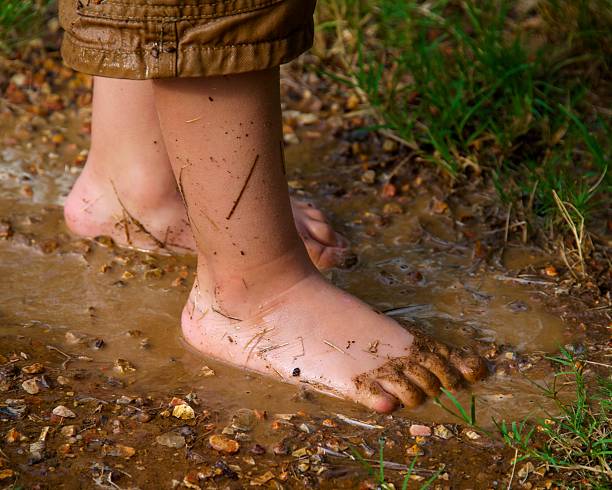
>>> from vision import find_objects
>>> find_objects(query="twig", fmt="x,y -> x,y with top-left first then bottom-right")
46,345 -> 74,370
184,116 -> 202,123
335,413 -> 384,430
226,154 -> 259,220
211,306 -> 242,322
507,448 -> 518,490
110,180 -> 166,250
257,343 -> 290,356
323,339 -> 347,355
583,360 -> 612,369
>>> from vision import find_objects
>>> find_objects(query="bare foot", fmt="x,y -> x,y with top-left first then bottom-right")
182,270 -> 487,413
63,164 -> 349,268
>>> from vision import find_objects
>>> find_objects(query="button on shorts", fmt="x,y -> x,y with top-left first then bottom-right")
59,0 -> 317,79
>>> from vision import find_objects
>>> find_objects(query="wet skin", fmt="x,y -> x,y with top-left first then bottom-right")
64,73 -> 487,413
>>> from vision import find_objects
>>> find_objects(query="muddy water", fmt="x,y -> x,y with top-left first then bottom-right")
1,122 -> 572,431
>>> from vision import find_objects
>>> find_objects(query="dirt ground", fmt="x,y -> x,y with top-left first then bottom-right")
0,19 -> 610,490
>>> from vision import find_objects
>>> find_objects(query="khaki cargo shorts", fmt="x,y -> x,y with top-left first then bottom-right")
59,0 -> 317,79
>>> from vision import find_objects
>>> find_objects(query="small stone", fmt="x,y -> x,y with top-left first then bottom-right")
322,418 -> 337,428
544,265 -> 558,277
0,469 -> 15,480
56,376 -> 70,386
113,359 -> 136,374
134,411 -> 153,423
431,197 -> 449,214
382,139 -> 398,152
382,202 -> 403,215
209,434 -> 240,454
345,94 -> 360,110
231,409 -> 256,432
29,441 -> 45,463
52,405 -> 76,418
405,444 -> 424,457
60,425 -> 77,437
208,434 -> 240,454
361,170 -> 376,184
250,471 -> 275,486
250,444 -> 266,455
434,425 -> 453,439
198,366 -> 215,377
65,331 -> 88,345
409,424 -> 432,437
464,430 -> 481,440
21,363 -> 44,374
6,428 -> 22,443
156,432 -> 186,448
298,423 -> 315,434
22,378 -> 40,394
103,443 -> 136,459
172,403 -> 195,420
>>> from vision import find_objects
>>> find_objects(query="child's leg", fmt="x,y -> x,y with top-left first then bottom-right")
153,69 -> 486,412
63,77 -> 193,251
64,77 -> 347,266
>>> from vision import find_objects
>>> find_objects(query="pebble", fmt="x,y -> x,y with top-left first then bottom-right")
22,378 -> 40,394
361,169 -> 376,184
465,430 -> 481,440
6,428 -> 22,443
382,202 -> 403,215
209,434 -> 240,454
409,424 -> 432,437
56,375 -> 70,386
434,425 -> 453,439
172,403 -> 195,420
21,363 -> 44,374
60,425 -> 76,437
156,432 -> 186,449
231,408 -> 256,431
52,405 -> 76,418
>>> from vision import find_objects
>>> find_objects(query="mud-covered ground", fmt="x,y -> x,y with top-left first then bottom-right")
0,19 -> 610,490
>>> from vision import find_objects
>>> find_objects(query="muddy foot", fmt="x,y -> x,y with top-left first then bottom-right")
63,167 -> 349,268
182,272 -> 487,413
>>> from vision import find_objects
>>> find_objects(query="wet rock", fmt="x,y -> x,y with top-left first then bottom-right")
65,331 -> 89,345
134,411 -> 153,423
172,403 -> 195,420
21,378 -> 40,394
361,170 -> 376,184
21,363 -> 44,374
406,444 -> 424,457
103,443 -> 136,459
60,425 -> 77,437
113,359 -> 136,374
250,471 -> 275,486
231,408 -> 256,432
434,425 -> 453,439
52,405 -> 76,418
382,202 -> 403,215
250,444 -> 266,455
29,441 -> 46,463
464,430 -> 481,440
209,434 -> 240,454
6,427 -> 23,443
156,432 -> 186,449
0,469 -> 15,480
299,423 -> 315,434
409,424 -> 432,437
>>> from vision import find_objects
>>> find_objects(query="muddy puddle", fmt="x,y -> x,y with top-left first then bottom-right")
0,121 -> 577,434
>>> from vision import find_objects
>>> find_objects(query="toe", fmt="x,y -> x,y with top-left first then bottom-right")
377,376 -> 425,408
354,378 -> 401,413
304,219 -> 339,247
416,352 -> 463,390
449,351 -> 488,383
402,363 -> 441,397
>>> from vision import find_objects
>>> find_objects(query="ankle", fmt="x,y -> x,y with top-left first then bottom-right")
195,245 -> 317,319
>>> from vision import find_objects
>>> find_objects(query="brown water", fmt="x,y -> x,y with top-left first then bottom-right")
0,116 -> 573,431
